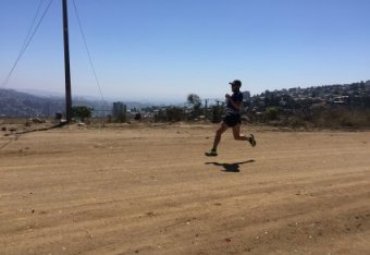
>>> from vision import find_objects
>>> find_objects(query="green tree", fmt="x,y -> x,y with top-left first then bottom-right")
187,93 -> 202,119
72,106 -> 92,122
187,94 -> 201,107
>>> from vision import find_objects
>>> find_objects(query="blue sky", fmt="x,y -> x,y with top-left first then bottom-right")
1,0 -> 369,103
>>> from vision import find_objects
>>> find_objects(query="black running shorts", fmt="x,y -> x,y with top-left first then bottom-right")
223,114 -> 241,127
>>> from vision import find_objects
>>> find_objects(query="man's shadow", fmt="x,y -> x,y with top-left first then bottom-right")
205,160 -> 255,173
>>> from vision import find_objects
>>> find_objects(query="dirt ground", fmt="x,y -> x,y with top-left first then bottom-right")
1,123 -> 369,255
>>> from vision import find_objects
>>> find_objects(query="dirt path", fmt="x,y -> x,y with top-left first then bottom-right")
1,124 -> 369,254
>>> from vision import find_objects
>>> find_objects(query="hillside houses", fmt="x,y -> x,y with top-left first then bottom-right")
249,80 -> 370,110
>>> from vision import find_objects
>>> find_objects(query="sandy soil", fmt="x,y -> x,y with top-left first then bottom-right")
1,123 -> 369,255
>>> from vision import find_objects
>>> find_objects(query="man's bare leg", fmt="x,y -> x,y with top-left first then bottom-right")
205,122 -> 229,156
232,124 -> 256,146
212,122 -> 229,150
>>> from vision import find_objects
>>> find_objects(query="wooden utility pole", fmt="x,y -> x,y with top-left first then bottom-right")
62,0 -> 72,122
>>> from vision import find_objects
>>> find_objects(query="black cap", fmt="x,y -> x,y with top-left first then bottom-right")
229,79 -> 242,87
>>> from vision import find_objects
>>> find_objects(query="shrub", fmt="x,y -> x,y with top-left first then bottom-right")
265,107 -> 279,121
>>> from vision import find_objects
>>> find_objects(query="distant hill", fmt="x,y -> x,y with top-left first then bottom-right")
0,88 -> 150,117
255,80 -> 370,99
2,80 -> 369,118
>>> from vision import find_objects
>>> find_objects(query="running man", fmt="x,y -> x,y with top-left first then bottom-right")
205,79 -> 256,156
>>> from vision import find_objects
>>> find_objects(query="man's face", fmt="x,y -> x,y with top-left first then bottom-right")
231,84 -> 240,92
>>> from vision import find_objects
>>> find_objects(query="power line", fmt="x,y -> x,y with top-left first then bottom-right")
1,0 -> 54,89
72,0 -> 106,105
21,0 -> 46,55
